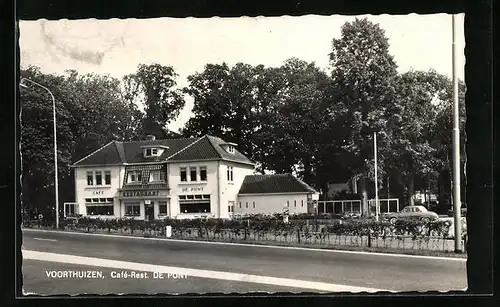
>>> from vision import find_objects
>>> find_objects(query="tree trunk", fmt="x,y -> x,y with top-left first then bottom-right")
359,176 -> 368,216
408,176 -> 415,206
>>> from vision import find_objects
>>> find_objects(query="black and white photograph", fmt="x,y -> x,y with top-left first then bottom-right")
18,13 -> 469,295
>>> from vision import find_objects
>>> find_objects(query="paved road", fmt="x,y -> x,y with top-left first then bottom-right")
21,229 -> 467,295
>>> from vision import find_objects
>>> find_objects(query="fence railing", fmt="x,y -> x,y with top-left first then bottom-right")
318,198 -> 400,214
317,200 -> 362,214
368,198 -> 400,213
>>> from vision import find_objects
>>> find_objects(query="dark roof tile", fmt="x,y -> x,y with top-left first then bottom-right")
72,135 -> 255,166
238,174 -> 317,194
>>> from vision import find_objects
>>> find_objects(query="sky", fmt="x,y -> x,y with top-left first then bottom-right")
19,14 -> 465,132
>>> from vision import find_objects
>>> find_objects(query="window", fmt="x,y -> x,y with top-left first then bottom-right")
150,171 -> 164,182
104,171 -> 111,185
95,171 -> 102,185
287,200 -> 289,207
301,200 -> 304,207
195,195 -> 203,200
125,203 -> 140,216
85,198 -> 114,215
145,148 -> 158,157
179,195 -> 187,200
86,172 -> 93,186
227,146 -> 235,153
128,171 -> 142,183
180,167 -> 187,182
253,201 -> 255,208
64,203 -> 77,217
190,167 -> 197,182
179,195 -> 210,213
239,202 -> 242,208
228,201 -> 235,213
246,202 -> 248,208
86,205 -> 114,216
227,166 -> 233,182
200,166 -> 207,181
159,201 -> 168,215
294,200 -> 297,208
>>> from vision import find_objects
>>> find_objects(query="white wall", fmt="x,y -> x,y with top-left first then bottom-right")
236,193 -> 309,215
168,160 -> 220,217
74,165 -> 123,217
219,161 -> 255,218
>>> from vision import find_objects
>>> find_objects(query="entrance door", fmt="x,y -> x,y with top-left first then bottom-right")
145,202 -> 155,221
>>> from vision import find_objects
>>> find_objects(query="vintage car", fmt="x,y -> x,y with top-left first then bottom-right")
383,205 -> 439,224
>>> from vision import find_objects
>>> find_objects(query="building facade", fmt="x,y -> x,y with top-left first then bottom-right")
69,135 -> 317,220
236,174 -> 319,215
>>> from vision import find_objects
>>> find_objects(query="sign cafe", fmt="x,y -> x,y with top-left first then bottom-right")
122,190 -> 159,197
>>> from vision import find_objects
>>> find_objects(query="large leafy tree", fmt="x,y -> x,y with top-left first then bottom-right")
260,58 -> 333,186
20,66 -> 76,218
182,63 -> 232,137
182,63 -> 258,160
20,66 -> 143,219
329,18 -> 399,215
385,70 -> 451,206
123,63 -> 185,139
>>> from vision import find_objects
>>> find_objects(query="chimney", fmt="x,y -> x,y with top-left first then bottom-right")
146,135 -> 156,141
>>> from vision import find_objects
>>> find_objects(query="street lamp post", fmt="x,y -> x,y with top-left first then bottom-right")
20,78 -> 60,230
451,15 -> 462,252
374,132 -> 379,222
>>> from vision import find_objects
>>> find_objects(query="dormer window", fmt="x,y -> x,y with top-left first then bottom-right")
222,142 -> 238,154
144,147 -> 159,157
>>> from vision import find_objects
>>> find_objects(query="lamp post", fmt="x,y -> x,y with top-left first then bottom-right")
374,132 -> 379,222
20,78 -> 60,230
451,15 -> 462,252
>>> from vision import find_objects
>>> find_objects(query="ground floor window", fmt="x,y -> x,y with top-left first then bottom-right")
159,201 -> 168,215
124,203 -> 141,216
85,204 -> 114,215
228,201 -> 235,213
179,195 -> 211,213
64,203 -> 78,217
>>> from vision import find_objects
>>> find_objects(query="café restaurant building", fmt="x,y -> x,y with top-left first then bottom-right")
69,135 -> 319,220
70,135 -> 255,220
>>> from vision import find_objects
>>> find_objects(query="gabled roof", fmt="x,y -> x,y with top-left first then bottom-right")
238,174 -> 318,195
71,135 -> 254,167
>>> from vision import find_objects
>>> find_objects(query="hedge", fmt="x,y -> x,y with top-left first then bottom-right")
49,215 -> 465,240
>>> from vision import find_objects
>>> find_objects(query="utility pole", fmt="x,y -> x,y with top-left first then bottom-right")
20,78 -> 60,230
451,14 -> 462,252
374,132 -> 379,222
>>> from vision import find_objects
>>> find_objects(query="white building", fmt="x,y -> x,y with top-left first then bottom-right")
68,135 -> 318,220
236,174 -> 319,215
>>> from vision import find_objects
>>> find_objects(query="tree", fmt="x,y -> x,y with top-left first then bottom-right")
329,18 -> 399,215
20,66 -> 75,219
182,63 -> 232,138
20,66 -> 144,219
385,70 -> 451,206
123,63 -> 185,139
182,63 -> 259,161
261,58 -> 333,186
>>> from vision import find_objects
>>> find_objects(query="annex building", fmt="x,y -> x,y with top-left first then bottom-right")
68,135 -> 319,220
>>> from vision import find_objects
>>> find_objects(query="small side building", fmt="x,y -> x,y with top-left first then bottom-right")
236,174 -> 319,215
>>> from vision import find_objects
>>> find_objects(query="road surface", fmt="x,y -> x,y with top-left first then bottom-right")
21,229 -> 467,295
